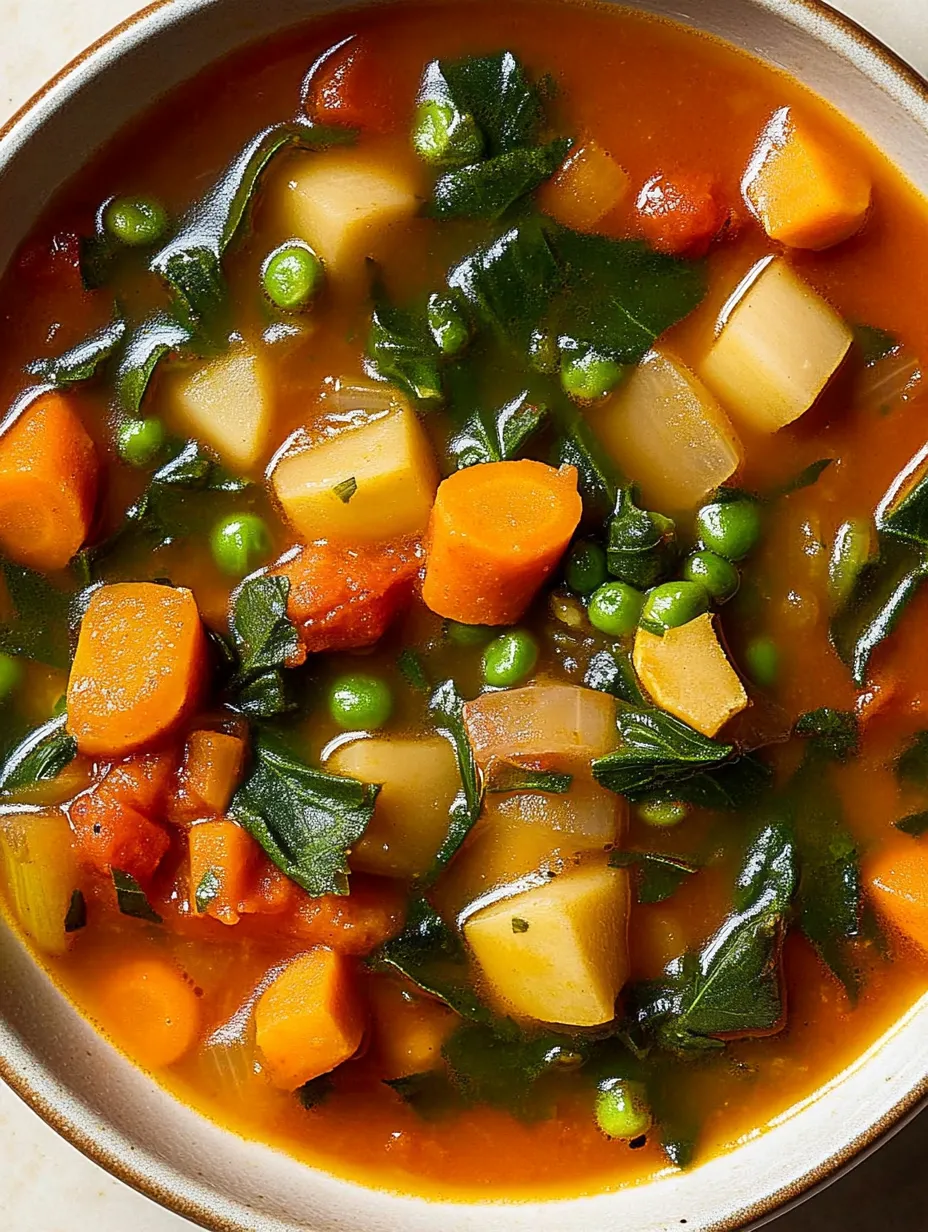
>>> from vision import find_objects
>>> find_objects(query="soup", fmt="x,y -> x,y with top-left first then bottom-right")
1,0 -> 928,1201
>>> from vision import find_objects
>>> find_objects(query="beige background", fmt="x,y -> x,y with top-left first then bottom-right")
0,0 -> 926,1229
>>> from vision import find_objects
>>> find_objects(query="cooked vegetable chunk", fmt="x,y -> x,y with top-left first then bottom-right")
179,730 -> 246,817
281,148 -> 418,273
588,350 -> 742,510
189,819 -> 259,925
96,957 -> 201,1069
633,611 -> 747,737
742,107 -> 871,250
172,347 -> 272,470
464,683 -> 618,767
67,583 -> 206,756
272,404 -> 438,543
539,139 -> 630,232
0,392 -> 98,571
255,947 -> 366,1090
329,736 -> 460,878
464,864 -> 629,1026
866,841 -> 928,952
636,170 -> 728,257
0,812 -> 80,955
70,789 -> 170,883
370,980 -> 456,1079
422,461 -> 582,625
700,257 -> 852,432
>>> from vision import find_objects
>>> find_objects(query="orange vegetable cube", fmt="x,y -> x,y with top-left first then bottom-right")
69,790 -> 170,883
189,819 -> 261,925
369,979 -> 456,1080
539,139 -> 630,233
255,947 -> 366,1090
866,839 -> 928,952
179,731 -> 246,818
95,957 -> 201,1069
286,875 -> 405,955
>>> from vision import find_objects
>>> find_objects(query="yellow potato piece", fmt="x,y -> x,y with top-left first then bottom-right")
328,736 -> 460,878
172,348 -> 272,470
282,148 -> 419,274
271,404 -> 439,543
700,257 -> 852,433
463,683 -> 618,769
633,612 -> 747,738
539,139 -> 630,233
464,864 -> 629,1027
588,349 -> 742,510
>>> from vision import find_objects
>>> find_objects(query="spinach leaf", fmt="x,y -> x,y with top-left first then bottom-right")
484,762 -> 572,794
0,714 -> 77,793
441,1021 -> 583,1118
438,51 -> 546,156
385,1070 -> 457,1120
296,1074 -> 335,1111
769,458 -> 834,499
228,575 -> 300,718
449,390 -> 547,468
195,867 -> 221,914
365,277 -> 444,404
794,708 -> 859,762
592,706 -> 733,800
231,730 -> 379,897
26,317 -> 127,386
0,561 -> 72,668
115,311 -> 195,414
426,680 -> 484,875
64,889 -> 87,933
896,731 -> 928,785
431,140 -> 570,221
397,648 -> 430,693
610,850 -> 699,905
112,868 -> 162,923
549,398 -> 620,518
854,323 -> 900,367
583,648 -> 647,707
648,1062 -> 702,1169
894,811 -> 928,837
606,488 -> 677,590
331,477 -> 357,504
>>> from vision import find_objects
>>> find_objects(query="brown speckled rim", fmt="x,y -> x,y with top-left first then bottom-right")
0,1 -> 927,1229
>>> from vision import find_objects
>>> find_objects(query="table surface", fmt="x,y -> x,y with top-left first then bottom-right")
1,0 -> 928,1228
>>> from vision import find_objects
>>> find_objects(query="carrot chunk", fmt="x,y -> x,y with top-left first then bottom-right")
188,819 -> 260,925
421,460 -> 582,625
0,392 -> 98,570
177,730 -> 246,819
67,583 -> 206,757
742,106 -> 871,250
866,840 -> 928,952
70,790 -> 170,883
636,171 -> 728,257
95,957 -> 201,1069
255,947 -> 366,1090
539,139 -> 630,233
286,876 -> 405,955
302,37 -> 395,133
272,539 -> 420,658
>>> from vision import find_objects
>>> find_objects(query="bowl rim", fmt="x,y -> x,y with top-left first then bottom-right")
0,1 -> 927,1229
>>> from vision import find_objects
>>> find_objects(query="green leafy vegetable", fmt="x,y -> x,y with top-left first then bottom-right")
894,811 -> 928,837
549,397 -> 619,518
449,390 -> 547,469
484,762 -> 572,794
397,648 -> 430,693
426,680 -> 484,875
331,477 -> 357,504
770,458 -> 834,499
296,1073 -> 335,1110
195,867 -> 221,914
583,649 -> 647,707
112,868 -> 163,924
231,730 -> 379,897
854,323 -> 900,367
431,140 -> 570,220
228,575 -> 301,718
441,1021 -> 583,1118
115,311 -> 194,414
794,708 -> 860,762
672,754 -> 772,812
606,488 -> 677,590
437,51 -> 546,156
896,731 -> 928,785
64,889 -> 87,933
592,706 -> 733,800
610,850 -> 699,905
26,317 -> 127,386
0,561 -> 72,668
0,713 -> 77,793
366,278 -> 444,404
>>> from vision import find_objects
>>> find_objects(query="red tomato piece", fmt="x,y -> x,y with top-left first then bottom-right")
99,749 -> 179,815
70,790 -> 171,884
636,171 -> 729,257
301,36 -> 395,133
285,876 -> 406,955
17,231 -> 85,294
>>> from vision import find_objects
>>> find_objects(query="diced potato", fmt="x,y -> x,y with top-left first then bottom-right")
464,864 -> 629,1026
742,106 -> 871,250
588,349 -> 743,510
539,139 -> 631,233
700,257 -> 852,433
0,811 -> 79,956
328,736 -> 460,878
171,347 -> 272,470
633,612 -> 747,738
866,840 -> 928,952
369,980 -> 457,1080
281,148 -> 419,274
272,404 -> 439,543
463,683 -> 618,769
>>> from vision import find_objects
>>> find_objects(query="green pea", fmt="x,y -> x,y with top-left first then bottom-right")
329,673 -> 393,730
565,540 -> 608,596
560,350 -> 625,403
482,630 -> 539,688
828,518 -> 876,610
595,1079 -> 652,1141
745,635 -> 779,688
638,797 -> 688,827
103,195 -> 168,247
412,99 -> 484,167
588,581 -> 644,638
262,241 -> 323,311
682,550 -> 740,604
116,416 -> 166,468
696,498 -> 761,561
446,621 -> 494,647
0,653 -> 23,702
427,293 -> 469,356
210,514 -> 272,578
639,581 -> 708,635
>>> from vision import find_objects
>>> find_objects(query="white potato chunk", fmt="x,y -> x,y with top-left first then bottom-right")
634,612 -> 747,738
588,350 -> 743,510
271,403 -> 439,543
700,257 -> 852,433
172,347 -> 272,470
0,811 -> 79,956
463,683 -> 618,770
328,736 -> 459,878
464,864 -> 629,1026
282,148 -> 419,274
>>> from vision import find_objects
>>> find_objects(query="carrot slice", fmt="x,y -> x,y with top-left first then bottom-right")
255,947 -> 366,1090
67,583 -> 206,757
421,460 -> 582,625
95,957 -> 201,1069
0,392 -> 98,570
866,839 -> 928,952
189,819 -> 260,925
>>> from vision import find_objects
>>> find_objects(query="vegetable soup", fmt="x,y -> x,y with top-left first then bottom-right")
2,0 -> 928,1200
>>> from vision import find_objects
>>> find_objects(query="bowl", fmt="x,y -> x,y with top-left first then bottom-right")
1,1 -> 927,1228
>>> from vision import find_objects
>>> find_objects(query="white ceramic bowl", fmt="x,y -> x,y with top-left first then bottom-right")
1,2 -> 927,1228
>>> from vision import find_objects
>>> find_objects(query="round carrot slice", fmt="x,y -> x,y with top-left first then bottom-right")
95,957 -> 201,1070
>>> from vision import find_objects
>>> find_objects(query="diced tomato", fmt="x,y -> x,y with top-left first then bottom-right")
273,539 -> 421,658
301,36 -> 395,133
70,790 -> 171,883
240,860 -> 300,917
16,231 -> 85,295
285,876 -> 406,955
636,171 -> 730,257
99,749 -> 179,815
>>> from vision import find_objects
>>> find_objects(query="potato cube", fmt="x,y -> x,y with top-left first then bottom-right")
588,349 -> 742,510
633,612 -> 747,738
272,405 -> 439,543
539,139 -> 630,233
328,736 -> 460,878
742,107 -> 871,250
282,148 -> 419,274
171,347 -> 272,470
463,683 -> 618,769
464,864 -> 629,1026
700,257 -> 852,433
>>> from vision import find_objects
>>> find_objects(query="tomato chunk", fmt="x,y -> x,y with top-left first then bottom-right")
302,36 -> 395,133
70,791 -> 170,884
286,876 -> 406,955
636,171 -> 729,257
